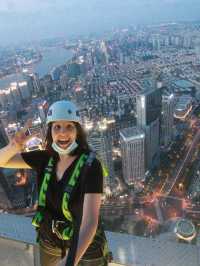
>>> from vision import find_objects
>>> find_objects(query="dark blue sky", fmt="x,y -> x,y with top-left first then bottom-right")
0,0 -> 200,45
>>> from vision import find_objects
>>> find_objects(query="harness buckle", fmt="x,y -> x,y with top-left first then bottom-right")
52,220 -> 65,231
52,220 -> 69,240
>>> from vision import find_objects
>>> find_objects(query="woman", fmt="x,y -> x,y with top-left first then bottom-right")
0,100 -> 110,266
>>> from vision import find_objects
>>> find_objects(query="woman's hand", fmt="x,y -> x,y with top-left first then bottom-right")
10,119 -> 34,151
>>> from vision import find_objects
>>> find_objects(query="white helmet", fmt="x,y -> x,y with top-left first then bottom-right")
46,100 -> 81,125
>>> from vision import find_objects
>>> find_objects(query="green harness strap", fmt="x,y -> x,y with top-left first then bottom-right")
32,153 -> 88,241
62,154 -> 87,222
32,157 -> 54,228
61,153 -> 88,240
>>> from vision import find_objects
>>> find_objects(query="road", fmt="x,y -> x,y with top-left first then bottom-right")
160,129 -> 200,195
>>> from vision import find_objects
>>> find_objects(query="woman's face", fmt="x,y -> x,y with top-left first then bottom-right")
51,121 -> 77,149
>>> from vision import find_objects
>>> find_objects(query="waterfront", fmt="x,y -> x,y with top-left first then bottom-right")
0,47 -> 73,89
34,47 -> 73,77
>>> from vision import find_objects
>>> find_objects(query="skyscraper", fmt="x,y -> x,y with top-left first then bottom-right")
0,120 -> 9,149
100,41 -> 109,64
88,130 -> 114,188
120,127 -> 145,187
18,81 -> 31,100
136,87 -> 162,170
161,94 -> 175,148
38,100 -> 49,122
25,73 -> 40,96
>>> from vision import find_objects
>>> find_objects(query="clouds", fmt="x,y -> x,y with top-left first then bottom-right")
0,1 -> 34,12
0,0 -> 56,13
0,0 -> 81,13
0,0 -> 200,45
0,0 -> 198,12
0,0 -> 199,16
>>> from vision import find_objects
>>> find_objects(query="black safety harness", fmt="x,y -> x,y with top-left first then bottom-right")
32,152 -> 111,264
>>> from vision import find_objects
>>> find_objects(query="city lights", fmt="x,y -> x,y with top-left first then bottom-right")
0,17 -> 200,266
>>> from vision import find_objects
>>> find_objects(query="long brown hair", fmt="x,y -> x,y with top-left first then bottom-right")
44,122 -> 90,159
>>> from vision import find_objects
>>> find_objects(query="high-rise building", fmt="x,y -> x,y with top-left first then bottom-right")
161,94 -> 175,148
164,36 -> 170,47
152,34 -> 161,50
0,120 -> 9,148
183,35 -> 192,49
100,41 -> 109,64
32,73 -> 40,95
88,130 -> 114,188
0,83 -> 22,112
40,75 -> 53,95
60,73 -> 69,90
24,73 -> 40,96
18,81 -> 31,100
38,100 -> 49,122
136,87 -> 162,170
120,127 -> 145,187
10,83 -> 22,106
50,67 -> 62,81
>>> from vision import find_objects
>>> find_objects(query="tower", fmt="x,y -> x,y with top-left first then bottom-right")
136,87 -> 162,170
0,120 -> 9,148
120,127 -> 145,188
161,94 -> 175,148
88,130 -> 114,188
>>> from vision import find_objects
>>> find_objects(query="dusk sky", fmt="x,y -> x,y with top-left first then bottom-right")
0,0 -> 200,45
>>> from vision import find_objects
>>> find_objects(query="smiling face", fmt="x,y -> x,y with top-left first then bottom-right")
51,120 -> 77,149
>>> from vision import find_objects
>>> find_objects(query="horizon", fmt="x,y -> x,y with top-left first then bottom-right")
0,0 -> 200,46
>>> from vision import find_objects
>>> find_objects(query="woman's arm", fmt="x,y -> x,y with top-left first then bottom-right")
0,119 -> 33,169
73,193 -> 102,266
0,142 -> 31,169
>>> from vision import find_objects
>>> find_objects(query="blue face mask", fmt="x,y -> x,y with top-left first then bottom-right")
51,141 -> 78,155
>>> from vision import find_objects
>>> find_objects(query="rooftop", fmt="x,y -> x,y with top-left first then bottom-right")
175,96 -> 192,111
173,79 -> 194,89
120,127 -> 145,142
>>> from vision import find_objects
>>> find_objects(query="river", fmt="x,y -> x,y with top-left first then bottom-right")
0,47 -> 73,89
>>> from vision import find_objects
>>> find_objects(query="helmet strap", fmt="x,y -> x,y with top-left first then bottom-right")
51,141 -> 78,155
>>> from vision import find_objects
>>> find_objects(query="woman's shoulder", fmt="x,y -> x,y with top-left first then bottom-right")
83,153 -> 103,193
21,149 -> 50,159
21,149 -> 51,171
84,152 -> 103,177
91,157 -> 102,169
83,151 -> 102,169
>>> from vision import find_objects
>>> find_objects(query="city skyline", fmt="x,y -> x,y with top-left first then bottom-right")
1,0 -> 200,45
0,18 -> 200,265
